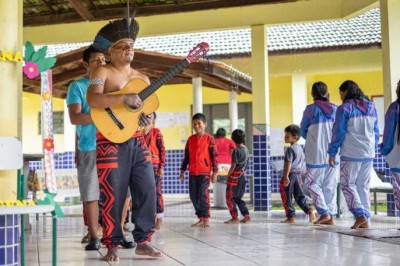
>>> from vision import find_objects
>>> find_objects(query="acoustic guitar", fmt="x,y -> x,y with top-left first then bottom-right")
91,42 -> 209,143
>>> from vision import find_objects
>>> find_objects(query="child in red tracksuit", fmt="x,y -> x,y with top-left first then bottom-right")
180,113 -> 218,228
143,112 -> 166,230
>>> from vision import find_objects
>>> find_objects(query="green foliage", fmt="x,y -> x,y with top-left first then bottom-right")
36,58 -> 56,72
23,42 -> 57,73
24,41 -> 35,62
31,46 -> 48,62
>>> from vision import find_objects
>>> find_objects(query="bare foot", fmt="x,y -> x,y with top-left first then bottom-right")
240,216 -> 251,223
308,210 -> 316,223
191,220 -> 203,227
320,218 -> 335,225
358,222 -> 370,229
135,243 -> 163,257
201,220 -> 210,228
102,247 -> 119,261
224,218 -> 239,224
155,218 -> 162,230
351,215 -> 368,229
281,217 -> 295,223
313,214 -> 331,225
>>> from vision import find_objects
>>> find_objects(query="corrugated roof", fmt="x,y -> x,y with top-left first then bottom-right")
38,8 -> 381,58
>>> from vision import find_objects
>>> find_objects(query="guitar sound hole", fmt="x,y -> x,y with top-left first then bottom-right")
124,102 -> 142,112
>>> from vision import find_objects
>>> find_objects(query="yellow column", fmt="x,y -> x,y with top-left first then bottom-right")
380,0 -> 400,109
251,25 -> 271,211
251,25 -> 269,125
0,0 -> 23,200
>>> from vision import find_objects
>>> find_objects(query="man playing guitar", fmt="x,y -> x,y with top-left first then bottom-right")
87,17 -> 162,261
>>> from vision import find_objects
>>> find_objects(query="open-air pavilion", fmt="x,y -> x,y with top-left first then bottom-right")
1,0 -> 400,265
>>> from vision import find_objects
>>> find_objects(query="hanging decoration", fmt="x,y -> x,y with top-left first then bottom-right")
23,41 -> 63,217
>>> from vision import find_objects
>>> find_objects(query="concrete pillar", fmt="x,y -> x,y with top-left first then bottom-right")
251,24 -> 271,211
0,2 -> 23,265
380,0 -> 400,109
229,90 -> 238,131
291,74 -> 307,125
192,76 -> 203,114
0,0 -> 23,201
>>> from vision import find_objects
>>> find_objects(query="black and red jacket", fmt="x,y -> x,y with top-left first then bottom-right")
181,133 -> 218,176
144,128 -> 166,169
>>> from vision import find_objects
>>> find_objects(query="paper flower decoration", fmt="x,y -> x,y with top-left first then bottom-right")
23,41 -> 56,79
23,62 -> 39,79
43,138 -> 54,151
36,190 -> 46,201
42,91 -> 51,101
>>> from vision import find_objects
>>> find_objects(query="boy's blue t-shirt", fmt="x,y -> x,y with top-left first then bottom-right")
66,77 -> 96,151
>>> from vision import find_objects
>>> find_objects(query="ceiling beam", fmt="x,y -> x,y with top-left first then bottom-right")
54,46 -> 87,67
24,0 -> 290,26
67,0 -> 95,21
40,0 -> 57,14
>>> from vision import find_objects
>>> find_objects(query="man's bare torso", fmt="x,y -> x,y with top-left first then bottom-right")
102,64 -> 149,94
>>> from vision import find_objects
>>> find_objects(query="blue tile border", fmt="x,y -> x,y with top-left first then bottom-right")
0,214 -> 19,266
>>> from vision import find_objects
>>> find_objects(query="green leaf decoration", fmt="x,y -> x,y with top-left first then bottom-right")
24,41 -> 35,62
31,46 -> 48,62
36,189 -> 65,218
36,57 -> 57,72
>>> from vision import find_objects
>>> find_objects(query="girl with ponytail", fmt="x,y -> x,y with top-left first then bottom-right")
328,80 -> 379,229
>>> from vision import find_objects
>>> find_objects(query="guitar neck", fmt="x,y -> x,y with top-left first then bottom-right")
139,58 -> 190,100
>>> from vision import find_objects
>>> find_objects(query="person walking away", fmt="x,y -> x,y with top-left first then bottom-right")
328,80 -> 379,229
301,82 -> 339,225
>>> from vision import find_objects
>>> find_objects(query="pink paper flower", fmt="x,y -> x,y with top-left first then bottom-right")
23,61 -> 39,79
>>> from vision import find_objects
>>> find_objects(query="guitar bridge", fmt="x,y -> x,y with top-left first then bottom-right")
105,108 -> 124,130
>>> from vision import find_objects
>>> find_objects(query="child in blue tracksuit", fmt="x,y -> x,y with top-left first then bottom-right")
301,82 -> 339,225
380,80 -> 400,215
328,80 -> 379,229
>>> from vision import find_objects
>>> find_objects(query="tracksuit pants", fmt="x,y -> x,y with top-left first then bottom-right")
280,172 -> 312,218
392,172 -> 400,212
189,175 -> 211,220
153,167 -> 164,218
96,134 -> 156,248
340,160 -> 372,219
226,171 -> 249,218
305,166 -> 339,217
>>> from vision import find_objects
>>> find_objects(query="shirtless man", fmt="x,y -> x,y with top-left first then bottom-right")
87,18 -> 162,261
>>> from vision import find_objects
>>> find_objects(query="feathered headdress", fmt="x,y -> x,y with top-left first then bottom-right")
93,11 -> 139,53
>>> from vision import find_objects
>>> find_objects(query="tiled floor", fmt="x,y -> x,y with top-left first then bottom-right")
24,198 -> 400,266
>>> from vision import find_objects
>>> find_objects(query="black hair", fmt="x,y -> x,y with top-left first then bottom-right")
284,124 -> 301,139
82,45 -> 103,63
339,80 -> 370,102
231,129 -> 245,145
152,112 -> 157,119
192,113 -> 206,123
312,81 -> 329,101
215,128 -> 226,138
